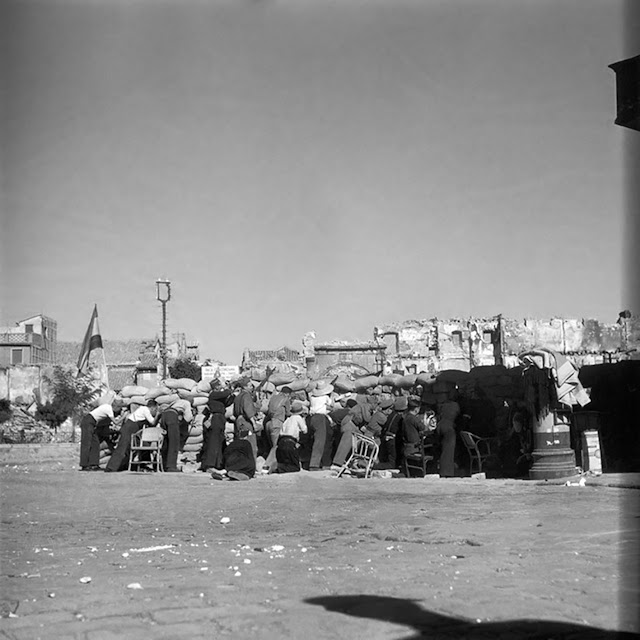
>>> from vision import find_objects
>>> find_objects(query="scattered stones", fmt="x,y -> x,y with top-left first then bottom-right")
79,576 -> 92,584
220,517 -> 231,524
126,583 -> 143,589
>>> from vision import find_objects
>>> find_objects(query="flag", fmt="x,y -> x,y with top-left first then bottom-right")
77,305 -> 104,374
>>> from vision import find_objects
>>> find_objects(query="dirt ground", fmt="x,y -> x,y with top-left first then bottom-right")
1,463 -> 639,640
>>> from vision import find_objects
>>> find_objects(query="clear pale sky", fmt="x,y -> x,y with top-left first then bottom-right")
0,0 -> 631,365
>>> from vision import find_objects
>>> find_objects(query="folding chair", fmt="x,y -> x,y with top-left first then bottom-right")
128,427 -> 164,472
336,433 -> 379,479
403,433 -> 435,478
460,431 -> 498,475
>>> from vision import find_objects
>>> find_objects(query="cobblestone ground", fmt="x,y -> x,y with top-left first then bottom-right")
1,465 -> 639,640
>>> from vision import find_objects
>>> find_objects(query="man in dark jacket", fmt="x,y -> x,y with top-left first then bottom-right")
233,378 -> 258,458
199,380 -> 234,472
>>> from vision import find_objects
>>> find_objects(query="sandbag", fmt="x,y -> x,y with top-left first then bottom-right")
354,375 -> 379,392
225,406 -> 234,420
276,378 -> 309,393
417,372 -> 437,387
268,371 -> 296,386
177,388 -> 195,401
120,385 -> 149,398
333,377 -> 356,393
145,386 -> 171,400
164,378 -> 198,391
189,427 -> 204,439
155,393 -> 179,405
378,374 -> 403,387
129,395 -> 147,406
396,374 -> 418,390
250,368 -> 267,382
182,443 -> 201,453
196,379 -> 212,393
193,396 -> 208,407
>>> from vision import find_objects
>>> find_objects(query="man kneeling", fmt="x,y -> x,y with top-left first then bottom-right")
274,400 -> 308,473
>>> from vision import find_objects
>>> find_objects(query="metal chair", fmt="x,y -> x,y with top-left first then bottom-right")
460,431 -> 498,475
337,433 -> 379,479
128,427 -> 164,472
403,433 -> 435,477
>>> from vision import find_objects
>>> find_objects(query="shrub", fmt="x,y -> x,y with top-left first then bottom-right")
169,358 -> 201,382
36,367 -> 100,429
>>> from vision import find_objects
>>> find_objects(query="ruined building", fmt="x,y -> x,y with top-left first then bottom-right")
374,314 -> 640,375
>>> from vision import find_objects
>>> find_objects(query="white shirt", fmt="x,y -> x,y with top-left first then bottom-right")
129,406 -> 156,424
309,395 -> 332,415
280,415 -> 308,440
89,404 -> 114,422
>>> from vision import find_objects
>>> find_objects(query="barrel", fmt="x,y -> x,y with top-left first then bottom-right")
528,410 -> 578,480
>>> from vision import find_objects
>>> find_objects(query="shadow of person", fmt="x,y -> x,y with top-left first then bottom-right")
305,594 -> 639,639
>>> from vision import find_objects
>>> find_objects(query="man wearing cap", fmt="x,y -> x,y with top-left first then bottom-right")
79,401 -> 124,471
379,396 -> 408,468
199,379 -> 234,472
308,380 -> 334,471
160,399 -> 193,472
331,397 -> 369,469
275,400 -> 308,473
401,396 -> 434,465
233,378 -> 259,458
263,385 -> 292,472
364,396 -> 394,442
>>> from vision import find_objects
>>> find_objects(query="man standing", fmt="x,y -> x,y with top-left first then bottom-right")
160,399 -> 193,473
79,400 -> 123,471
199,380 -> 234,472
263,385 -> 292,472
308,381 -> 334,471
105,399 -> 159,472
233,378 -> 259,458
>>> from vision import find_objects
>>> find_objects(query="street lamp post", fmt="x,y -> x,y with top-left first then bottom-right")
156,278 -> 171,380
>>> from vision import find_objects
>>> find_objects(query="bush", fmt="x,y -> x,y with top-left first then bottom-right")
35,367 -> 100,429
169,358 -> 201,382
0,398 -> 12,424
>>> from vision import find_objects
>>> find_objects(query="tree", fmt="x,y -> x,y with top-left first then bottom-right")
35,367 -> 101,429
168,358 -> 201,382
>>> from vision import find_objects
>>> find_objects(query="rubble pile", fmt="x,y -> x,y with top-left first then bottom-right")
0,406 -> 55,444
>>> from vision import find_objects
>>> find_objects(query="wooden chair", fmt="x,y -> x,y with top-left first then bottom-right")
337,433 -> 379,479
128,427 -> 164,472
460,431 -> 498,475
403,433 -> 435,478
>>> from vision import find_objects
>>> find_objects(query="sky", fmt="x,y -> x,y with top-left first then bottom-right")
0,0 -> 633,365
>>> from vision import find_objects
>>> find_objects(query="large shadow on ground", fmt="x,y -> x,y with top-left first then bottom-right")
305,594 -> 639,639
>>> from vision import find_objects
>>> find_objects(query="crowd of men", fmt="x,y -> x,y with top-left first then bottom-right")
78,376 -> 466,479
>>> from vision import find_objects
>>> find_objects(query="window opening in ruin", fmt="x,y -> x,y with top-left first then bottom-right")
11,349 -> 23,365
452,331 -> 463,347
25,324 -> 33,334
483,331 -> 493,343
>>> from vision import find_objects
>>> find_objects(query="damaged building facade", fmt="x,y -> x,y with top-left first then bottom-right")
374,314 -> 640,375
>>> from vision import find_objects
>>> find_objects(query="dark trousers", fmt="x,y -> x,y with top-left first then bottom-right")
438,422 -> 457,477
309,414 -> 333,469
80,415 -> 100,467
199,413 -> 226,470
162,419 -> 181,471
105,420 -> 140,472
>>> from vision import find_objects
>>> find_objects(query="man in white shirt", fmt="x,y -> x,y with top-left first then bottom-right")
105,400 -> 159,472
80,401 -> 123,471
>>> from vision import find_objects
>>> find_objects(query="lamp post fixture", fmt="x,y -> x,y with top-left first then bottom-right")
156,278 -> 171,380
